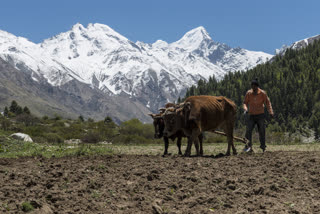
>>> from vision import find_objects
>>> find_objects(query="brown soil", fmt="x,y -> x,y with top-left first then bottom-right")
0,151 -> 320,214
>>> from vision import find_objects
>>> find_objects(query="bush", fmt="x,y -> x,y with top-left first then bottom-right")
24,125 -> 50,138
82,131 -> 101,144
0,117 -> 11,131
21,202 -> 34,212
120,118 -> 154,139
15,113 -> 39,126
115,134 -> 149,144
43,133 -> 64,144
32,136 -> 47,144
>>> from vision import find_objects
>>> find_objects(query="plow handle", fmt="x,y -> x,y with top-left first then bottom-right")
213,131 -> 249,145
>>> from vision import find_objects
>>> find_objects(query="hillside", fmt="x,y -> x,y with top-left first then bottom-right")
0,58 -> 150,123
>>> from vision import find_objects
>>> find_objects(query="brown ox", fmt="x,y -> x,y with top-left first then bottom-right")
149,103 -> 203,156
163,95 -> 237,156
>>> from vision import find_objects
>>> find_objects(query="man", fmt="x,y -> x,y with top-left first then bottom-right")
243,78 -> 274,153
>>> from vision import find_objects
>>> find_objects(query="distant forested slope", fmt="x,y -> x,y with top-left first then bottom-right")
184,39 -> 320,139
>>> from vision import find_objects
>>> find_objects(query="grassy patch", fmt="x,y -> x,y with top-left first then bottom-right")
0,136 -> 320,158
21,202 -> 34,212
0,140 -> 114,158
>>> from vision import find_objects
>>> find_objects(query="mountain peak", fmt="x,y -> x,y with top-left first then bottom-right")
173,26 -> 212,51
152,40 -> 168,49
87,23 -> 115,33
71,23 -> 85,31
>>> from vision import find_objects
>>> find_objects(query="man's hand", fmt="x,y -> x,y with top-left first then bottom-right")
244,110 -> 248,115
270,113 -> 274,119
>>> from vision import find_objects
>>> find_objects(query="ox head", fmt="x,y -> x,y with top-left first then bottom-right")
148,113 -> 165,139
180,102 -> 192,125
162,101 -> 193,137
162,107 -> 183,137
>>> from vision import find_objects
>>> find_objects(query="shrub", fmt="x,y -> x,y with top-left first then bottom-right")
32,136 -> 47,144
21,202 -> 34,212
82,131 -> 101,144
115,134 -> 149,144
120,118 -> 154,139
15,113 -> 39,126
52,120 -> 65,127
43,133 -> 64,144
24,125 -> 50,138
0,117 -> 11,131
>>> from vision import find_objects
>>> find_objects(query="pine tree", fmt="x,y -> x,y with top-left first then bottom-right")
4,107 -> 9,117
23,107 -> 31,115
78,115 -> 84,122
9,100 -> 19,114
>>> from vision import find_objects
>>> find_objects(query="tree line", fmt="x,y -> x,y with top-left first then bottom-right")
184,39 -> 320,139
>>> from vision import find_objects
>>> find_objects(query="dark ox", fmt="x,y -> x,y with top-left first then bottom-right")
149,103 -> 203,156
163,95 -> 237,156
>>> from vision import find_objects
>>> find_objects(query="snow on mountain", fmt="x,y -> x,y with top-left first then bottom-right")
275,34 -> 320,55
0,23 -> 272,115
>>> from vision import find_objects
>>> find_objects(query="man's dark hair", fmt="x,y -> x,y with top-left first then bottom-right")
251,78 -> 259,86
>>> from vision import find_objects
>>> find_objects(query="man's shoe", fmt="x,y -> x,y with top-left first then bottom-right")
243,146 -> 253,153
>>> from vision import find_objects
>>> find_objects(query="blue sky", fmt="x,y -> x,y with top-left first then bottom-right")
0,0 -> 319,54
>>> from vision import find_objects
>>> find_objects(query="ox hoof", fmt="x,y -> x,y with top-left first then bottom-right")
225,152 -> 231,156
184,153 -> 191,157
162,153 -> 172,157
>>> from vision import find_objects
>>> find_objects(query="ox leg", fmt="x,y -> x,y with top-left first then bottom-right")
177,137 -> 182,155
184,137 -> 193,157
198,133 -> 204,156
192,130 -> 201,156
163,137 -> 169,157
225,124 -> 237,156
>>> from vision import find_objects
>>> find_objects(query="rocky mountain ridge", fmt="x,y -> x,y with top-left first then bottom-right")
0,23 -> 273,122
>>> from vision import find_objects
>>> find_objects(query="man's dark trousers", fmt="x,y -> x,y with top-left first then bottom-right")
245,113 -> 266,150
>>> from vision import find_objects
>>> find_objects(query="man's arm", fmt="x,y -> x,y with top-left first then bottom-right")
265,94 -> 274,117
243,92 -> 249,113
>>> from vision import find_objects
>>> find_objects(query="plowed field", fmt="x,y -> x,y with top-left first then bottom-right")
1,151 -> 320,213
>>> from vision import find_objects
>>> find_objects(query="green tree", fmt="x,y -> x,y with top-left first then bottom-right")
23,106 -> 31,115
78,115 -> 84,122
4,107 -> 9,117
104,116 -> 113,124
9,100 -> 19,114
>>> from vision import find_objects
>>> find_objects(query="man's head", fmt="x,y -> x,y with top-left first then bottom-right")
251,78 -> 259,93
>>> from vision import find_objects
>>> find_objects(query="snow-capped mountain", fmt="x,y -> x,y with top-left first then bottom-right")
276,34 -> 320,55
0,23 -> 272,122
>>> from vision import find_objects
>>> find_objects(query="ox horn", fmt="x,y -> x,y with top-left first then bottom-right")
148,113 -> 163,119
164,107 -> 176,115
178,102 -> 185,108
148,113 -> 156,117
158,108 -> 166,113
